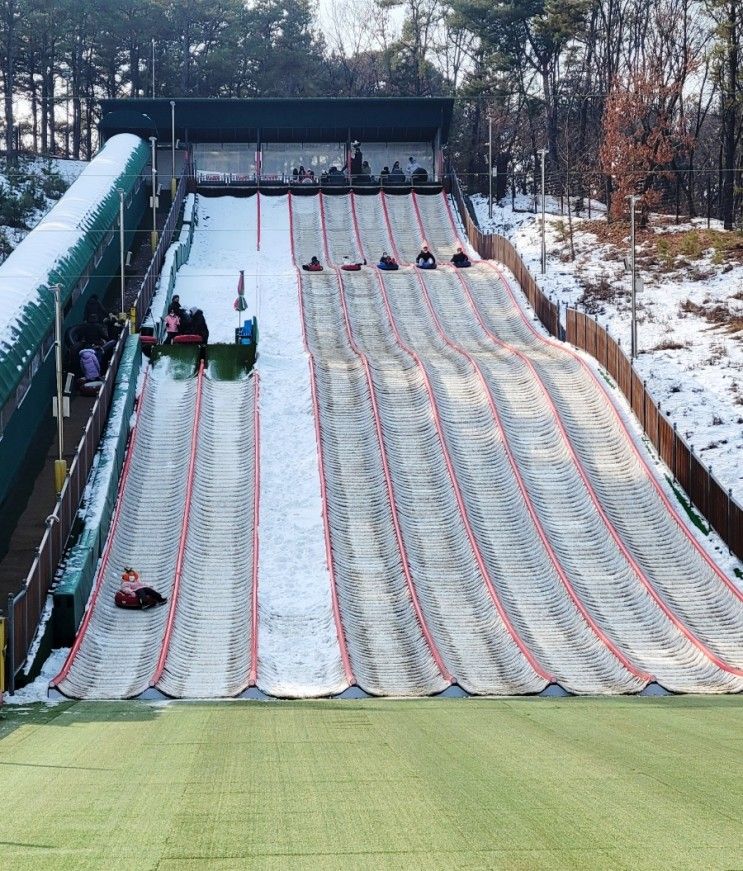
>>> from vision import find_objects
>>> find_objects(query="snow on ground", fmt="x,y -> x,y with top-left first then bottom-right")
168,194 -> 346,695
3,647 -> 69,705
0,155 -> 87,255
469,192 -> 743,503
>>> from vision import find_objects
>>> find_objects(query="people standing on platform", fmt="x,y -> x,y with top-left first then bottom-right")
164,307 -> 180,344
350,141 -> 362,181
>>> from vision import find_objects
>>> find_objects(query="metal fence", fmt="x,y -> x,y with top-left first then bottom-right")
5,163 -> 189,692
133,167 -> 189,328
448,170 -> 743,564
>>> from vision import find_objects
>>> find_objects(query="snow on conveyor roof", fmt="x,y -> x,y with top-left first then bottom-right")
0,134 -> 149,406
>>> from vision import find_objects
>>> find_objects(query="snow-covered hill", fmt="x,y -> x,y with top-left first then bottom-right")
469,193 -> 743,504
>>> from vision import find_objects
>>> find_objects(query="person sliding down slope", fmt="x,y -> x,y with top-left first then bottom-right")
416,245 -> 436,269
450,247 -> 472,268
302,256 -> 323,272
115,567 -> 168,610
341,255 -> 365,271
377,253 -> 399,271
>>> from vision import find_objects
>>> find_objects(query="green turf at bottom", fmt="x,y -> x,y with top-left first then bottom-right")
0,697 -> 741,871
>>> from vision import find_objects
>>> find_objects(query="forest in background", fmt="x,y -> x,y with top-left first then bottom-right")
0,0 -> 741,228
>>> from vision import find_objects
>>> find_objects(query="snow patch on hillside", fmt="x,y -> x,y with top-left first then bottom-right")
470,192 -> 743,503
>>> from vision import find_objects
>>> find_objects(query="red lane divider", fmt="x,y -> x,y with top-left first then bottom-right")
150,361 -> 205,688
487,260 -> 743,605
248,372 -> 261,687
288,191 -> 296,262
373,269 -> 554,685
51,369 -> 152,690
318,192 -> 332,265
349,192 -> 366,263
417,268 -> 653,685
295,268 -> 356,687
334,268 -> 453,685
441,189 -> 470,255
256,190 -> 261,252
410,190 -> 428,249
379,191 -> 404,265
461,265 -> 743,677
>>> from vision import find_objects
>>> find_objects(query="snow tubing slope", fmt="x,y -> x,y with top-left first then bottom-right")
52,358 -> 260,699
296,191 -> 743,695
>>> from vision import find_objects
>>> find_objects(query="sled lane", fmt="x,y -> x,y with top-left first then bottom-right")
423,265 -> 743,692
289,192 -> 326,268
338,268 -> 550,694
51,356 -> 200,699
462,264 -> 743,677
382,192 -> 423,265
351,193 -> 396,265
299,270 -> 448,696
320,194 -> 364,265
155,371 -> 258,698
412,192 -> 462,261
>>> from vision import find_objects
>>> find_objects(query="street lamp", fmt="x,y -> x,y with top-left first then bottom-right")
118,189 -> 126,318
627,194 -> 640,358
51,283 -> 66,494
488,115 -> 493,221
149,135 -> 158,252
151,38 -> 156,98
170,100 -> 177,198
537,148 -> 548,274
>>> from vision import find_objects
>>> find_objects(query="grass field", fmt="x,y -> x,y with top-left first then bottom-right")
0,697 -> 741,870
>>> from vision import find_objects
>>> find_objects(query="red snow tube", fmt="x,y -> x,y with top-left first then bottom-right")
114,589 -> 141,609
341,263 -> 362,271
173,334 -> 203,344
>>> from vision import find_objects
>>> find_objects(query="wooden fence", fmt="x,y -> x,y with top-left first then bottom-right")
448,171 -> 743,563
5,162 -> 189,692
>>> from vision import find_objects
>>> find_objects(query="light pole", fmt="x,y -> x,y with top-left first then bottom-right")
149,135 -> 158,252
118,189 -> 126,316
628,194 -> 640,358
170,100 -> 177,197
52,284 -> 66,494
537,148 -> 548,274
488,115 -> 493,221
151,38 -> 156,98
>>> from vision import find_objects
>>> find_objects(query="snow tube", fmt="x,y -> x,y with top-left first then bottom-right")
377,262 -> 399,271
114,589 -> 142,609
452,260 -> 472,268
302,264 -> 324,272
173,334 -> 203,344
341,263 -> 362,271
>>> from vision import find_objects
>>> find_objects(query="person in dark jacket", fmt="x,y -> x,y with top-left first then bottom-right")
450,246 -> 472,268
416,245 -> 436,269
377,252 -> 399,271
350,141 -> 362,180
79,314 -> 108,346
170,295 -> 183,317
302,256 -> 324,272
84,294 -> 108,323
188,308 -> 209,344
388,161 -> 406,184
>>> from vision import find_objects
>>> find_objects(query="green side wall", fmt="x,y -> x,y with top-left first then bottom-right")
52,337 -> 142,645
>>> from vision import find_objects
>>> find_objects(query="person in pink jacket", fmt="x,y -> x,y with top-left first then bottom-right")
163,307 -> 180,344
116,567 -> 167,609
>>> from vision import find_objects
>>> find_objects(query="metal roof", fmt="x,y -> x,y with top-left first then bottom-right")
99,98 -> 454,144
